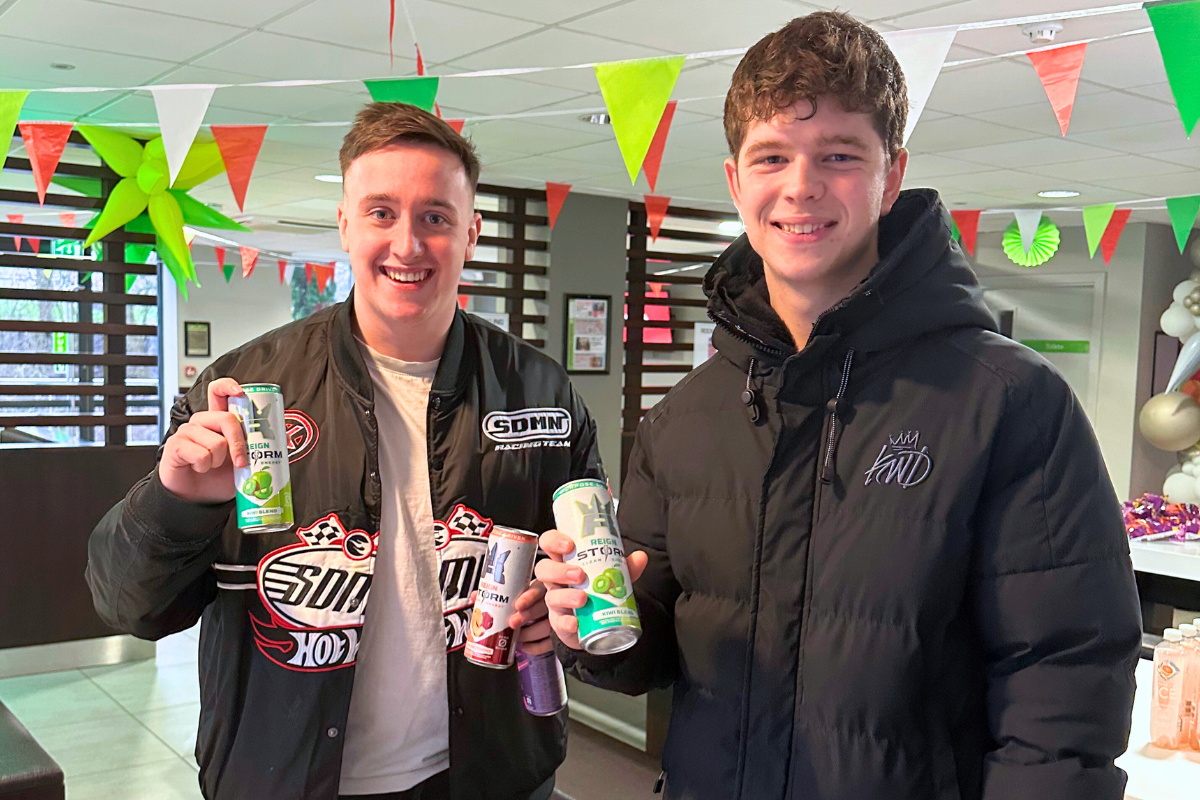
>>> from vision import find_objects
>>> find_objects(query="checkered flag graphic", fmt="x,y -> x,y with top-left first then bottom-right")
447,506 -> 491,538
299,516 -> 345,546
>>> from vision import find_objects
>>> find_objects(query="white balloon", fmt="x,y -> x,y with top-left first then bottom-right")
1184,462 -> 1195,476
1174,280 -> 1199,304
1169,464 -> 1184,477
1165,471 -> 1200,504
1162,304 -> 1196,339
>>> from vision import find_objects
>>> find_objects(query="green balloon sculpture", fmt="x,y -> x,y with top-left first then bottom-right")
1001,217 -> 1060,268
70,125 -> 249,295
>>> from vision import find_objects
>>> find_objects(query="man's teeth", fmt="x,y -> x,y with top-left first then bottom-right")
383,268 -> 430,283
778,222 -> 832,235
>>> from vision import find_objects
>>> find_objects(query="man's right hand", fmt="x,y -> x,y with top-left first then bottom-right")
158,378 -> 249,505
535,529 -> 648,651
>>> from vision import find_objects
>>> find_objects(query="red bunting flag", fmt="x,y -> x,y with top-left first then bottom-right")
240,246 -> 259,278
314,262 -> 335,293
388,0 -> 396,64
1027,42 -> 1087,136
644,282 -> 672,344
304,262 -> 315,285
211,125 -> 267,213
545,182 -> 571,229
18,121 -> 73,205
214,246 -> 225,270
950,209 -> 982,257
7,213 -> 23,251
644,195 -> 671,241
641,100 -> 677,193
278,259 -> 288,285
458,295 -> 469,310
59,211 -> 75,228
1100,208 -> 1132,265
416,43 -> 425,76
445,119 -> 465,134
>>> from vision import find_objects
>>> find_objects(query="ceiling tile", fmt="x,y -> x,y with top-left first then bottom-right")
902,153 -> 994,182
1075,34 -> 1174,91
192,31 -> 415,82
0,0 -> 242,63
265,0 -> 540,63
429,0 -> 631,25
1035,154 -> 1185,184
437,76 -> 587,116
467,118 -> 610,156
1072,121 -> 1193,155
906,116 -> 1039,153
559,0 -> 806,53
1087,173 -> 1200,199
1145,146 -> 1200,170
89,0 -> 303,27
940,137 -> 1121,169
655,118 -> 729,157
926,59 -> 1094,117
0,35 -> 170,91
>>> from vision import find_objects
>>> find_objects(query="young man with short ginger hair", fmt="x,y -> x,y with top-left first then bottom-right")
89,103 -> 602,800
539,12 -> 1140,800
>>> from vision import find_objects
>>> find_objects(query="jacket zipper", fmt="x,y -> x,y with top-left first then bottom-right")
819,349 -> 855,485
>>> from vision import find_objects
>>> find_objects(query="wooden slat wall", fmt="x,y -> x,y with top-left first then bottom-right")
621,200 -> 739,476
462,184 -> 550,348
0,130 -> 157,444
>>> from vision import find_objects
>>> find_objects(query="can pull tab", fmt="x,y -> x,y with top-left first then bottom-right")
653,770 -> 666,794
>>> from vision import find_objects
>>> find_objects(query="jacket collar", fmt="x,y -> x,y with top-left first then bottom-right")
328,290 -> 469,402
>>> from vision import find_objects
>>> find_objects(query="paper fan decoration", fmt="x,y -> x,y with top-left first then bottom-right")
1002,217 -> 1060,267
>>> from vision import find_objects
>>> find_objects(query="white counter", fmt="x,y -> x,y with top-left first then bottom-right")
1129,539 -> 1200,582
1118,658 -> 1200,800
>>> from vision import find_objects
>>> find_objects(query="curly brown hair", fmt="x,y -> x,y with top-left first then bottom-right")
724,11 -> 907,162
340,102 -> 480,188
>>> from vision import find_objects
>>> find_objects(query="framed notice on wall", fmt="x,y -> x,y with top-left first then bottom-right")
564,295 -> 611,374
184,321 -> 211,357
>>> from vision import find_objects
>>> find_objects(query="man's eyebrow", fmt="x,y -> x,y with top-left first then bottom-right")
816,134 -> 871,150
358,194 -> 457,211
742,138 -> 791,160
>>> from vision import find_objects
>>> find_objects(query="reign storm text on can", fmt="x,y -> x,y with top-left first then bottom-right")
228,384 -> 294,534
465,526 -> 539,669
551,479 -> 642,655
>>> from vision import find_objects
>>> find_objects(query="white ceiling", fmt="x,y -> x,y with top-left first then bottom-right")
0,0 -> 1197,238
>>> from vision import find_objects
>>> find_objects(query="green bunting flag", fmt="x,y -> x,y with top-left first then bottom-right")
594,55 -> 685,184
363,77 -> 440,111
1082,203 -> 1116,258
0,91 -> 29,173
1167,195 -> 1200,252
1146,0 -> 1200,136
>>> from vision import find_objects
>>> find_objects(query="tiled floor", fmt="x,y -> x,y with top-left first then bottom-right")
0,627 -> 203,800
0,626 -> 659,799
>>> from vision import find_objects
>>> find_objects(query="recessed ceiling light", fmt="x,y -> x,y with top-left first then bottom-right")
315,174 -> 343,183
1037,190 -> 1080,198
717,220 -> 744,235
50,63 -> 75,70
578,113 -> 612,125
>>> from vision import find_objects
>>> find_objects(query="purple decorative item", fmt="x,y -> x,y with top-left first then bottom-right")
516,650 -> 568,717
1126,492 -> 1200,541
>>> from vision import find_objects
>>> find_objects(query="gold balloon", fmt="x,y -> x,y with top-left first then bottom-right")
1140,392 -> 1200,451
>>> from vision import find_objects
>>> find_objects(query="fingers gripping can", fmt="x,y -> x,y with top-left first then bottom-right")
552,479 -> 641,655
465,527 -> 539,669
228,384 -> 294,533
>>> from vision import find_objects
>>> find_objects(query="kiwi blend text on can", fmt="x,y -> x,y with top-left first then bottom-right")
228,384 -> 294,533
552,479 -> 641,655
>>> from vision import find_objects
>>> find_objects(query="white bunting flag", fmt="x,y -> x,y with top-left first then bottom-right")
1013,209 -> 1043,254
151,85 -> 215,185
882,25 -> 959,146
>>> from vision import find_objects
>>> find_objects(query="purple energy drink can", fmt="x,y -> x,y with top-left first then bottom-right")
516,650 -> 567,716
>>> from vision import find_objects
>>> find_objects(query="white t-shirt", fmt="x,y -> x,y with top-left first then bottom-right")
339,341 -> 448,795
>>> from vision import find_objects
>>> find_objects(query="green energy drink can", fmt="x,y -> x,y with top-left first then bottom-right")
552,479 -> 641,655
228,383 -> 293,533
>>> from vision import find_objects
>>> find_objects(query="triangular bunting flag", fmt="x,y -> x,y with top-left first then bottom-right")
305,263 -> 315,284
1100,208 -> 1132,266
1027,42 -> 1087,136
315,262 -> 335,293
364,77 -> 440,111
150,86 -> 216,185
445,119 -> 465,134
211,125 -> 267,213
278,259 -> 288,285
59,211 -> 76,228
1147,0 -> 1200,136
949,209 -> 981,257
0,91 -> 29,174
644,195 -> 671,241
1167,195 -> 1200,253
240,246 -> 259,278
545,182 -> 571,230
416,43 -> 425,76
6,213 -> 23,251
1013,209 -> 1042,255
642,100 -> 677,193
1082,203 -> 1116,258
222,263 -> 234,282
29,236 -> 40,254
881,26 -> 959,145
18,122 -> 73,204
214,246 -> 225,271
595,56 -> 685,184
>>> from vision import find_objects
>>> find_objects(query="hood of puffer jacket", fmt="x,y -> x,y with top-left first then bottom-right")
703,188 -> 999,370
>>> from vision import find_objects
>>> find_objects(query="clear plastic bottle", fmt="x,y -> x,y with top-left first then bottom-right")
1179,624 -> 1200,749
1153,628 -> 1186,749
1192,618 -> 1200,749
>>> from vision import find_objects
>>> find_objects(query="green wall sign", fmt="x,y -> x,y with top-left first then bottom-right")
1021,339 -> 1090,354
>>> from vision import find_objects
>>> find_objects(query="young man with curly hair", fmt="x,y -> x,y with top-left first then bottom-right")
539,11 -> 1141,800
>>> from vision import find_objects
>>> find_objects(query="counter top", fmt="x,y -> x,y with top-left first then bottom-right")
1130,539 -> 1200,582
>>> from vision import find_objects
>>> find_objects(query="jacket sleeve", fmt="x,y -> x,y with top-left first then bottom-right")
557,413 -> 682,694
972,363 -> 1141,800
85,385 -> 231,640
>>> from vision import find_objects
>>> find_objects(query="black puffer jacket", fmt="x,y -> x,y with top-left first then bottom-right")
88,300 -> 603,800
562,189 -> 1141,800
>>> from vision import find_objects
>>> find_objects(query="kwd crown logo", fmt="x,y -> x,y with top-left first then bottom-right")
864,431 -> 934,489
